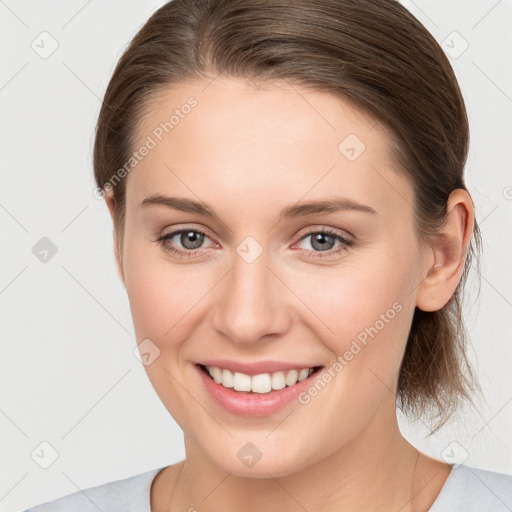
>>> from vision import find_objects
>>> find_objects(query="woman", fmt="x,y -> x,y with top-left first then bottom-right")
25,0 -> 512,510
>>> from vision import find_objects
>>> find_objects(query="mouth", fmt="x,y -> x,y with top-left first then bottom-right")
197,363 -> 324,395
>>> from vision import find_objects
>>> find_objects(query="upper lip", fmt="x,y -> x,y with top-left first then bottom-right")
197,359 -> 323,376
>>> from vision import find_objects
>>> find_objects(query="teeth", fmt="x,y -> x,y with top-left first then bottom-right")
204,365 -> 316,394
221,368 -> 234,388
251,373 -> 272,393
271,371 -> 286,390
285,369 -> 298,386
298,368 -> 310,381
233,372 -> 251,392
212,367 -> 222,384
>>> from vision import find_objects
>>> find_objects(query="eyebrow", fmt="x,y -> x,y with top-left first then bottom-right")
141,194 -> 378,219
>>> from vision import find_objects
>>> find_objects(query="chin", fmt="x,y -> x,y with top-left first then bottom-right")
201,437 -> 319,479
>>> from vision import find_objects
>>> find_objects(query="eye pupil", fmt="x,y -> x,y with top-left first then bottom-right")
181,231 -> 204,249
311,233 -> 335,251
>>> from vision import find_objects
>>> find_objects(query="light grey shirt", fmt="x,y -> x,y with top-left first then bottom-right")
23,463 -> 512,511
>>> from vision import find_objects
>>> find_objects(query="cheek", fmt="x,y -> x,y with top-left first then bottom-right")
284,256 -> 416,445
122,240 -> 214,422
288,251 -> 417,380
124,253 -> 208,342
121,223 -> 213,334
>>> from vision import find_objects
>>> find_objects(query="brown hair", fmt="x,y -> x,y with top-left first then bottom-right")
93,0 -> 481,432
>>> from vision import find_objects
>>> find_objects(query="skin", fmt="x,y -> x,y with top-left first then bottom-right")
104,77 -> 474,511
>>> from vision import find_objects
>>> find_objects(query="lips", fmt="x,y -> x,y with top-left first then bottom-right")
200,363 -> 321,392
195,360 -> 325,417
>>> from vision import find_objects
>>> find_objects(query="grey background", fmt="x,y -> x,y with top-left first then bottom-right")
1,1 -> 511,510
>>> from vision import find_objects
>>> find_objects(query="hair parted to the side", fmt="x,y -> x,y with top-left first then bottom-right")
93,0 -> 481,433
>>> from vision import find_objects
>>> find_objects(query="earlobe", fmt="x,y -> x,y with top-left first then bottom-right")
416,190 -> 474,312
102,186 -> 126,287
103,185 -> 117,221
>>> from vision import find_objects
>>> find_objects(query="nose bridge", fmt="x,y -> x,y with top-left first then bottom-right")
212,238 -> 290,344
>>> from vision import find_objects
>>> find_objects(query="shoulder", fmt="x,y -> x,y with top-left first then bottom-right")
429,464 -> 512,511
22,467 -> 165,512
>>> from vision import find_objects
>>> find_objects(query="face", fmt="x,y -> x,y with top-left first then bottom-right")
117,77 -> 428,477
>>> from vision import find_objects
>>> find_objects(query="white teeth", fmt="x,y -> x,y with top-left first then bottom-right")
271,371 -> 286,390
233,372 -> 251,392
298,368 -> 310,381
221,368 -> 234,388
204,365 -> 317,394
285,369 -> 298,386
251,373 -> 272,393
212,367 -> 222,384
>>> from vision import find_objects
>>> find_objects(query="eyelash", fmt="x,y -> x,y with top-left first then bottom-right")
156,227 -> 354,260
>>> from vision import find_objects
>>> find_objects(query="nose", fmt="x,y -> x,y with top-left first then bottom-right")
211,248 -> 293,347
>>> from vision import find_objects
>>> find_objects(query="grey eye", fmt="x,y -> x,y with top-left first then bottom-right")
177,230 -> 205,250
309,232 -> 337,251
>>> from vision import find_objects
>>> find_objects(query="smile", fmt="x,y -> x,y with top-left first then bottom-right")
195,360 -> 325,417
201,364 -> 321,394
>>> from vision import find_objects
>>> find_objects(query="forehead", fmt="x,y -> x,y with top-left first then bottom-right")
127,77 -> 413,220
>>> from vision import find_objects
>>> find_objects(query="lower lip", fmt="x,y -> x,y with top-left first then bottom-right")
195,364 -> 322,418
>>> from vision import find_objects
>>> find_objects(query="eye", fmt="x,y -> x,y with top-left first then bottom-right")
156,226 -> 354,260
294,228 -> 354,259
156,227 -> 216,257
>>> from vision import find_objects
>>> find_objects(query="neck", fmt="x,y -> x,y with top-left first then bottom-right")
156,406 -> 451,512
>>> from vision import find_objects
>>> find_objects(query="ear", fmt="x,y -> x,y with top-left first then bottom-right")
416,189 -> 475,312
103,185 -> 126,287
